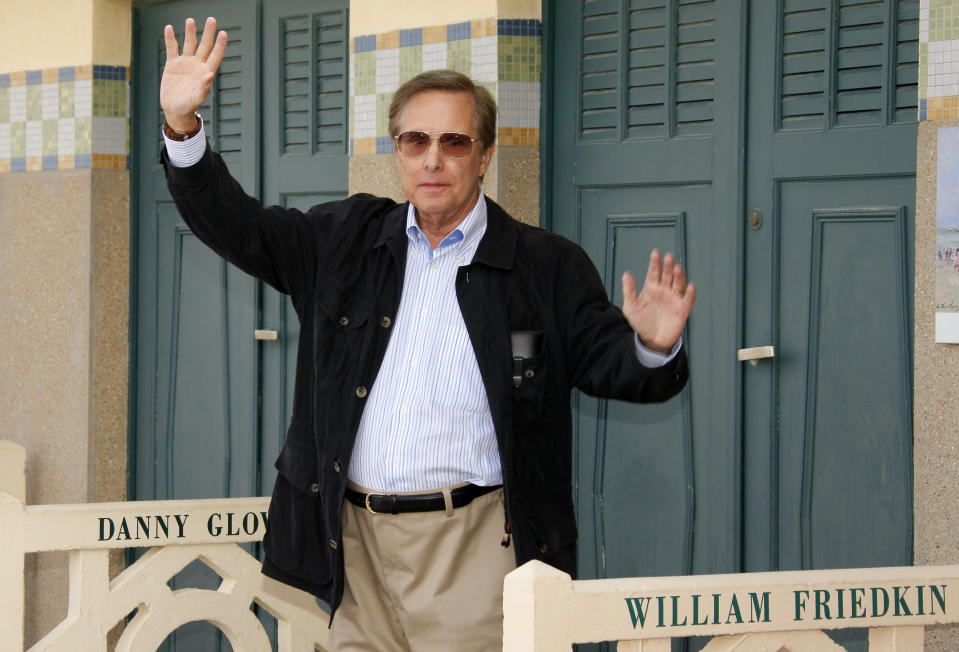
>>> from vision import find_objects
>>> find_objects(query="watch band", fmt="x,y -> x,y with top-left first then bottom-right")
162,112 -> 202,142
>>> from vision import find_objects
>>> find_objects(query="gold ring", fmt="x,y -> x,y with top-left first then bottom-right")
672,288 -> 685,296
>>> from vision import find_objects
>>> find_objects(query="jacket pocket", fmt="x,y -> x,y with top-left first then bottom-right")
274,421 -> 317,495
313,281 -> 373,384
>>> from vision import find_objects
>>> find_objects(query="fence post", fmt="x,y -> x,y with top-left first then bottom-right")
503,560 -> 573,652
0,441 -> 27,652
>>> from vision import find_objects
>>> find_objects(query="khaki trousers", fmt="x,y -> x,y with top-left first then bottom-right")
333,483 -> 516,651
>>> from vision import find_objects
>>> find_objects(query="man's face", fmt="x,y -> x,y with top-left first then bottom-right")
394,90 -> 494,229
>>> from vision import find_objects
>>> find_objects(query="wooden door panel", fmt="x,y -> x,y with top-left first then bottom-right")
775,178 -> 914,572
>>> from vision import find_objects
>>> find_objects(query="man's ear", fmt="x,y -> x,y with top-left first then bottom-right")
479,143 -> 495,178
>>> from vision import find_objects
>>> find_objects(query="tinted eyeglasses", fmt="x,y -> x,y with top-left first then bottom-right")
393,131 -> 480,159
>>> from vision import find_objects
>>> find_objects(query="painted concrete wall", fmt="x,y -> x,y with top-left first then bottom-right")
0,0 -> 130,73
914,3 -> 959,649
0,0 -> 131,645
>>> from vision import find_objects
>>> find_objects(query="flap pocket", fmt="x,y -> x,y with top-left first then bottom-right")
316,281 -> 372,330
274,422 -> 317,496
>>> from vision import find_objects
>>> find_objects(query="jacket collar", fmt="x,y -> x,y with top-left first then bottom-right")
372,194 -> 517,270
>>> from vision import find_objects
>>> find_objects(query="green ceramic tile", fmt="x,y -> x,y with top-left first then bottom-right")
10,122 -> 25,157
349,96 -> 355,137
376,92 -> 392,137
42,119 -> 58,156
59,81 -> 74,118
26,84 -> 42,120
0,87 -> 9,123
93,79 -> 126,117
447,39 -> 471,76
399,45 -> 423,83
498,36 -> 541,83
75,116 -> 92,154
353,51 -> 376,95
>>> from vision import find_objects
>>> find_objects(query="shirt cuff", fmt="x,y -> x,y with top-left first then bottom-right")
634,334 -> 682,368
162,116 -> 207,168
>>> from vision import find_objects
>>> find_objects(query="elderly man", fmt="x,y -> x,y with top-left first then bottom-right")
160,17 -> 695,651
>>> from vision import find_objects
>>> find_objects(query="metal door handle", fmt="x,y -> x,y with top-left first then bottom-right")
254,330 -> 278,341
737,345 -> 774,366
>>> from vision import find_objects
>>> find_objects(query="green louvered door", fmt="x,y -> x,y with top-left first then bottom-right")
259,0 -> 350,493
551,1 -> 916,650
132,0 -> 348,649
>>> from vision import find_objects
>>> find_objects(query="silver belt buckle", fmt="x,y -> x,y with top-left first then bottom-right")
365,492 -> 386,514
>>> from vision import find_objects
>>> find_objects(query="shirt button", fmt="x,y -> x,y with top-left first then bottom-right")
339,316 -> 349,326
525,369 -> 535,378
431,260 -> 438,269
420,310 -> 427,317
539,543 -> 549,554
410,359 -> 418,367
310,482 -> 319,493
380,316 -> 392,328
333,461 -> 341,473
355,386 -> 368,398
329,539 -> 338,550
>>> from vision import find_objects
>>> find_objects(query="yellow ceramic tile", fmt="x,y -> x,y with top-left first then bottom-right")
76,65 -> 93,81
26,156 -> 42,171
472,18 -> 496,38
353,138 -> 377,155
422,25 -> 446,44
0,159 -> 10,173
10,71 -> 26,86
58,154 -> 75,170
42,68 -> 59,83
378,30 -> 399,50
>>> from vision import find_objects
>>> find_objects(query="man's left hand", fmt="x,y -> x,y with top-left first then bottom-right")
622,249 -> 696,354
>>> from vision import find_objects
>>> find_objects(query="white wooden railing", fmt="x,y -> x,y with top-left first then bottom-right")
0,441 -> 332,651
503,559 -> 959,651
5,437 -> 958,651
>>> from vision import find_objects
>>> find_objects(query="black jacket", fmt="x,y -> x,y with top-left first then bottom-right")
163,145 -> 688,614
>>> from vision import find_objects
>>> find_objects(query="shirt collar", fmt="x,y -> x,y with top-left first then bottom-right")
405,190 -> 488,257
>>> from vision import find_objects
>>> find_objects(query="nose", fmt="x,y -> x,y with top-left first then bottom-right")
422,137 -> 443,170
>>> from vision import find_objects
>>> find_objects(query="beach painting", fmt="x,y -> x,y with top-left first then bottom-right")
937,126 -> 959,342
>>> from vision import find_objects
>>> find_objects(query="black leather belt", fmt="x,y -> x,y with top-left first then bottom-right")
345,483 -> 501,515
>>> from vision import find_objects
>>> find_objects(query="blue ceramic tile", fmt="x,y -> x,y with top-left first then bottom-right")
58,67 -> 75,82
26,70 -> 42,85
75,153 -> 92,168
447,21 -> 471,41
42,155 -> 58,170
355,35 -> 376,53
400,28 -> 422,47
376,135 -> 393,153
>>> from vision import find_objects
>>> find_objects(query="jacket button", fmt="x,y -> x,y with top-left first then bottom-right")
333,461 -> 341,473
329,539 -> 338,550
380,316 -> 392,328
355,386 -> 368,398
539,543 -> 548,554
339,316 -> 349,326
310,482 -> 319,493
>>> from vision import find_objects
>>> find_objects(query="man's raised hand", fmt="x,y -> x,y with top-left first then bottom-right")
160,17 -> 228,132
621,250 -> 696,355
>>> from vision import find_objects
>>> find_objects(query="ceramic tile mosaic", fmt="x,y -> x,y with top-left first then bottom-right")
350,18 -> 542,153
920,0 -> 959,120
0,65 -> 129,172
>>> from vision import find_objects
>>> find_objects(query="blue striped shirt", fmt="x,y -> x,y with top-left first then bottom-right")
348,193 -> 502,491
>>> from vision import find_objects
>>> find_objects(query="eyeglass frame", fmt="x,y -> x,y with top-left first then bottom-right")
392,130 -> 482,159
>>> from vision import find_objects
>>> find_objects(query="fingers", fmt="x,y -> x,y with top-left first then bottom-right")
682,282 -> 697,310
645,249 -> 662,287
206,30 -> 229,73
671,263 -> 687,294
182,17 -> 198,56
660,252 -> 676,290
164,24 -> 180,61
622,270 -> 638,303
195,17 -> 218,60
